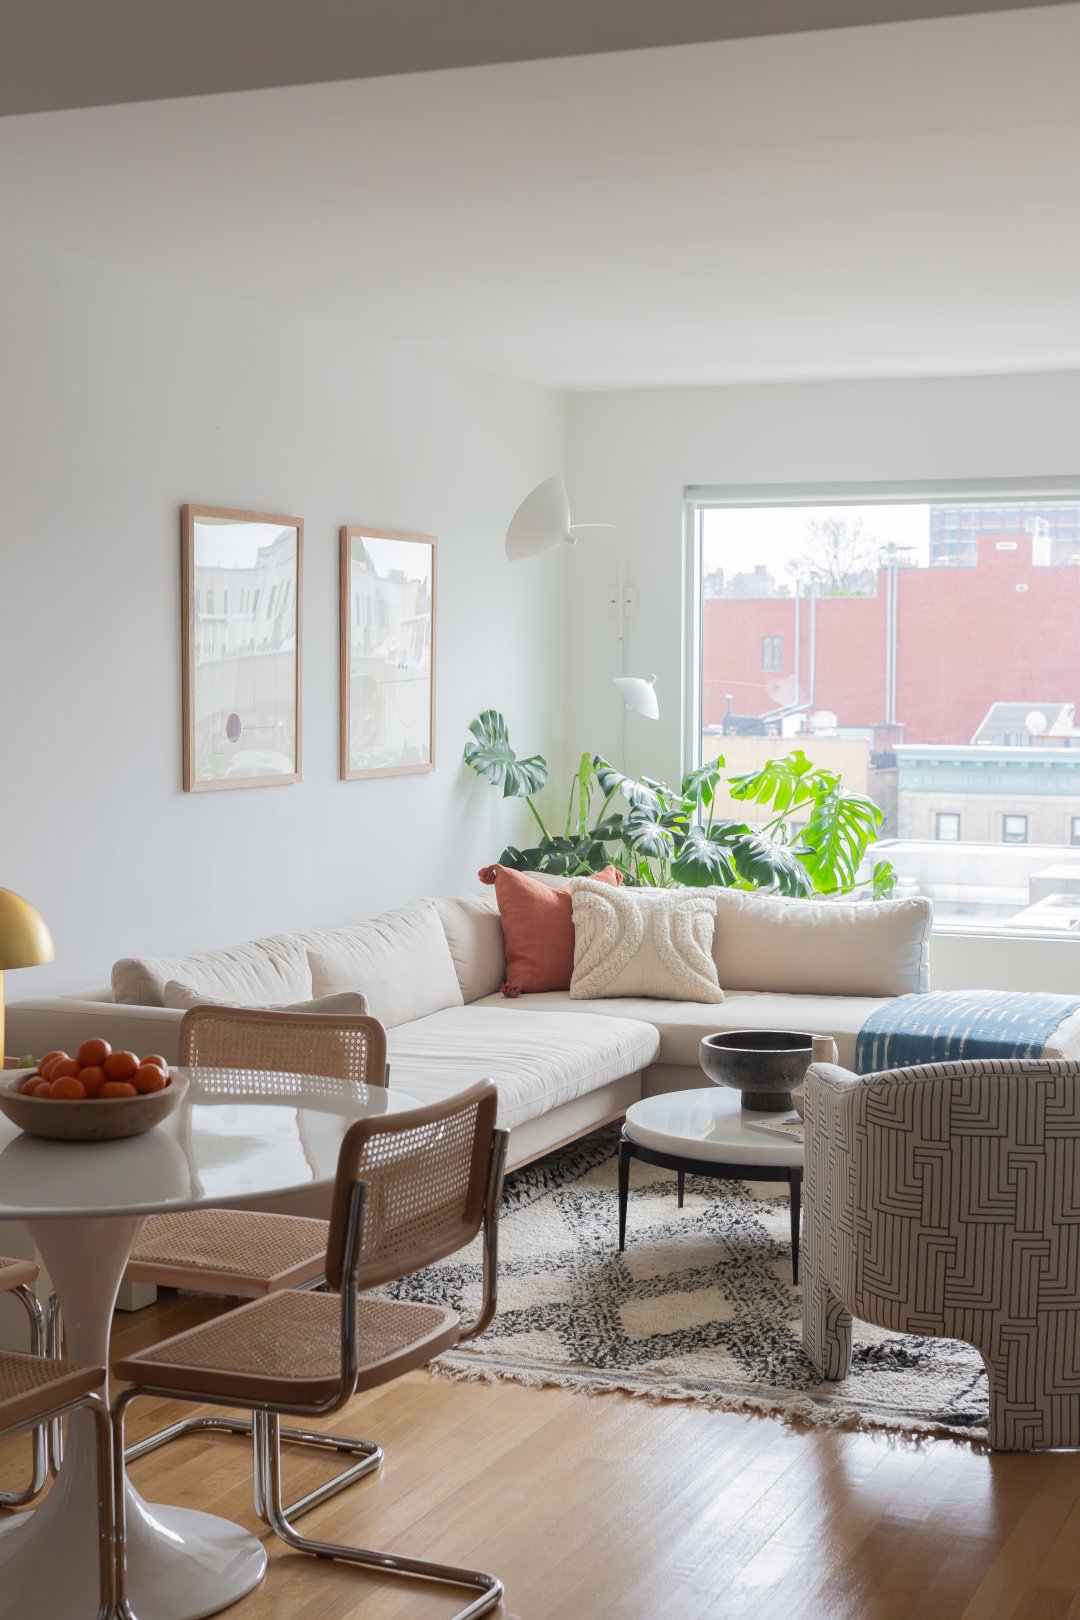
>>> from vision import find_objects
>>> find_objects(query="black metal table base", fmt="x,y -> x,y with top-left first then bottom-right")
617,1127 -> 803,1284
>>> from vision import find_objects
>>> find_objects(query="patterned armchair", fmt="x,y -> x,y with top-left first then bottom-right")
802,1056 -> 1080,1451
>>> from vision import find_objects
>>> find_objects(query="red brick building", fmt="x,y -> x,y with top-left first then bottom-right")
703,532 -> 1080,747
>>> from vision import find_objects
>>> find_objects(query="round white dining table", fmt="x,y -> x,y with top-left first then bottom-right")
0,1066 -> 420,1620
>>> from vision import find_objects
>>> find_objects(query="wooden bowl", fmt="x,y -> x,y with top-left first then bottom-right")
0,1070 -> 187,1142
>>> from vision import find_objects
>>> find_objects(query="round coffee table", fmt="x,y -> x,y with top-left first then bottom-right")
618,1087 -> 804,1282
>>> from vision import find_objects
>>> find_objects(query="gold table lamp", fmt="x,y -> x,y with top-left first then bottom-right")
0,890 -> 55,1068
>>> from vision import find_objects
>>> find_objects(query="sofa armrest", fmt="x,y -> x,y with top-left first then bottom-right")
5,1000 -> 183,1065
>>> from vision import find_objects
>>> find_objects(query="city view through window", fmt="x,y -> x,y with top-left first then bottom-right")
696,498 -> 1080,935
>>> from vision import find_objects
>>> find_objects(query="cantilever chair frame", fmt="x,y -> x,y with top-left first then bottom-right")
111,1083 -> 509,1620
0,1263 -> 48,1507
0,1380 -> 113,1620
50,1005 -> 391,1517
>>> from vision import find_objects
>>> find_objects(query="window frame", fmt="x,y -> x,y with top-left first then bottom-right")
1002,814 -> 1029,845
683,474 -> 1080,944
936,812 -> 962,842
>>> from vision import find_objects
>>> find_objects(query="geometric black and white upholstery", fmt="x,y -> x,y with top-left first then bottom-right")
802,1057 -> 1080,1451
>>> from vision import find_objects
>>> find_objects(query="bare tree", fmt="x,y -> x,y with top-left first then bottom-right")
789,518 -> 879,595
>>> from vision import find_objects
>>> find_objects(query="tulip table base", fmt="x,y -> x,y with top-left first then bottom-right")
0,1214 -> 267,1620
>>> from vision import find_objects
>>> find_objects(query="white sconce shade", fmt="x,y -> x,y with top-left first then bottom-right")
505,474 -> 578,560
614,674 -> 659,720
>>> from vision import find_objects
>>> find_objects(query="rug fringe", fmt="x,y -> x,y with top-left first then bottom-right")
428,1356 -> 988,1446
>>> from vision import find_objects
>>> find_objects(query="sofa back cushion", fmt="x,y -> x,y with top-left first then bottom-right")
435,895 -> 505,1003
304,899 -> 463,1028
112,934 -> 313,1008
712,891 -> 932,998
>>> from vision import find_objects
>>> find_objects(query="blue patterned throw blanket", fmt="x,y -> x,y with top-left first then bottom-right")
856,990 -> 1080,1074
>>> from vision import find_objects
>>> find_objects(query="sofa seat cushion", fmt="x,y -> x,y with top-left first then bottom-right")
386,1007 -> 659,1132
469,990 -> 894,1071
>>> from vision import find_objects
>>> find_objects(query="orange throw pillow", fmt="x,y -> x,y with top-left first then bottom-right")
478,864 -> 624,996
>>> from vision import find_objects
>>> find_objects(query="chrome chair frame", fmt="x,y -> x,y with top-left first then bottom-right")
3,1389 -> 113,1619
112,1121 -> 510,1620
0,1282 -> 48,1508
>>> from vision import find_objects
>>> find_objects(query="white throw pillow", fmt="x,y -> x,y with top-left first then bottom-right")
569,880 -> 724,1003
163,982 -> 370,1016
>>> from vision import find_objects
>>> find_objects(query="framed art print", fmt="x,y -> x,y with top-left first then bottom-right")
340,526 -> 436,780
182,504 -> 303,791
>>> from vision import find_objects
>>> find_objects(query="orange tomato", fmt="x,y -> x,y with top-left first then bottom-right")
100,1081 -> 137,1099
142,1055 -> 169,1073
50,1058 -> 81,1081
102,1051 -> 139,1081
133,1064 -> 167,1094
78,1065 -> 106,1097
37,1050 -> 67,1073
51,1076 -> 87,1100
21,1079 -> 48,1096
76,1038 -> 111,1067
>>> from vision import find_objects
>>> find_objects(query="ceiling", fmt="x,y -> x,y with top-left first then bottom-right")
3,6 -> 1079,391
1,0 -> 1071,117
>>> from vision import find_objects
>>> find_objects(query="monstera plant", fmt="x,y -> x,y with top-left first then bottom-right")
463,709 -> 896,898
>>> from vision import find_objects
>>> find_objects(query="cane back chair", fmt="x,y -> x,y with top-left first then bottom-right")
112,1080 -> 509,1620
51,1004 -> 390,1517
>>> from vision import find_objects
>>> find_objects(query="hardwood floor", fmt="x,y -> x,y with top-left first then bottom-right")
3,1292 -> 1080,1619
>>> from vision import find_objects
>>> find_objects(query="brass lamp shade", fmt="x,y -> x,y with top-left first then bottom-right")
0,890 -> 55,970
0,890 -> 54,1069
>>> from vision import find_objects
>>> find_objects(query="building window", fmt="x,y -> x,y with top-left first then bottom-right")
688,485 -> 1080,937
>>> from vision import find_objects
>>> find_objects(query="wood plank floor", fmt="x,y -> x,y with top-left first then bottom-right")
3,1292 -> 1080,1619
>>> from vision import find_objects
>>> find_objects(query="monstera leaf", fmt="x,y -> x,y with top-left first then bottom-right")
871,859 -> 898,898
670,824 -> 740,887
499,835 -> 601,875
728,830 -> 814,897
679,762 -> 725,816
799,786 -> 882,893
727,749 -> 820,815
463,710 -> 548,799
592,757 -> 664,816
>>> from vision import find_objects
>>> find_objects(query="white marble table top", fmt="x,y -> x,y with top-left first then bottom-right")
0,1066 -> 419,1218
625,1084 -> 804,1168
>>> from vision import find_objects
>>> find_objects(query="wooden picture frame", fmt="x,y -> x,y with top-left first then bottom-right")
339,526 -> 436,781
182,504 -> 303,792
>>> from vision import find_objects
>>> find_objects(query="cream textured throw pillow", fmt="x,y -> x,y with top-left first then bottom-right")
569,880 -> 724,1003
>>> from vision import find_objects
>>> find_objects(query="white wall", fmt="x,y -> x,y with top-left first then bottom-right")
1,243 -> 565,998
565,370 -> 1080,990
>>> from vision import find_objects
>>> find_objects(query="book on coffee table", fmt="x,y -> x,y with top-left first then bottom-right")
748,1115 -> 804,1142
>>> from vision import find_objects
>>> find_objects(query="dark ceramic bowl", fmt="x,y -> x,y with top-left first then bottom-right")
699,1030 -> 815,1113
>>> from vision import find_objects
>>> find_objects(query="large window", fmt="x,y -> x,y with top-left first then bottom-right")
688,485 -> 1080,936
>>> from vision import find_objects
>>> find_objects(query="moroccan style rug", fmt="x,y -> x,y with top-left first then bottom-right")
384,1127 -> 990,1441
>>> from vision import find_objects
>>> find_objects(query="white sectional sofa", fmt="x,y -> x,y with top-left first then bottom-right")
6,887 -> 944,1171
